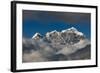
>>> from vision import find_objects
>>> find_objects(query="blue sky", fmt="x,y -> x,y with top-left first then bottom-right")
23,10 -> 91,39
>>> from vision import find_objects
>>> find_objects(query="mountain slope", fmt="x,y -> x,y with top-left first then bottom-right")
23,27 -> 91,62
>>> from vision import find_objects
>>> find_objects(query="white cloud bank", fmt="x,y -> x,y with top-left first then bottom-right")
22,37 -> 90,62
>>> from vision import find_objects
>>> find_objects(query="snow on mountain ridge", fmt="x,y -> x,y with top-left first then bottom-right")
67,27 -> 77,31
32,27 -> 84,39
32,32 -> 42,40
62,27 -> 77,32
62,27 -> 83,36
32,27 -> 86,45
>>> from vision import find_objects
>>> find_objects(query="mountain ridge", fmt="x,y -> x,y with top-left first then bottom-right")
23,27 -> 91,62
32,27 -> 87,45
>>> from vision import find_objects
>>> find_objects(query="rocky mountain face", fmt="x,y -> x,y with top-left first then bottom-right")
23,27 -> 91,62
45,27 -> 85,45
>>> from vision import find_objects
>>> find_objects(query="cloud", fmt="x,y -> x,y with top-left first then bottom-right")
73,39 -> 90,49
23,50 -> 47,62
56,39 -> 90,55
22,37 -> 90,62
22,38 -> 55,62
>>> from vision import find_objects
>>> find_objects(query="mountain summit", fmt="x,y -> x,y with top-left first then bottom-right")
32,27 -> 86,45
62,27 -> 84,36
32,33 -> 42,40
45,27 -> 86,45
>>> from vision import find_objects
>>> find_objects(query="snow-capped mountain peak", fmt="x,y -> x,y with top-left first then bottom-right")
51,30 -> 57,33
68,27 -> 83,36
32,33 -> 42,40
46,30 -> 59,38
62,27 -> 83,36
62,27 -> 77,33
50,30 -> 60,35
32,27 -> 85,45
45,27 -> 85,45
67,27 -> 77,31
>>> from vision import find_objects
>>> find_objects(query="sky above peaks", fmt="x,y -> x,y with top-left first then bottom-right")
23,10 -> 91,39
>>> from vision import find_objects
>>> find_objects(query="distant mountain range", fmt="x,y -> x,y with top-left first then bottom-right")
32,27 -> 86,45
22,27 -> 91,62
